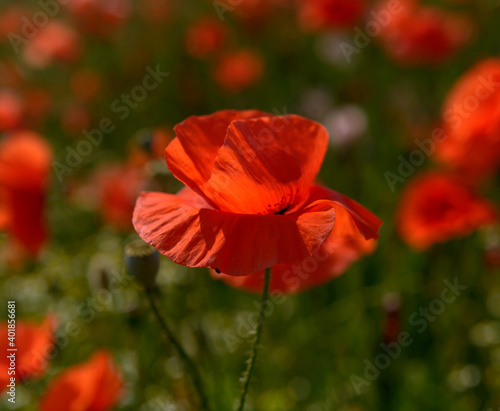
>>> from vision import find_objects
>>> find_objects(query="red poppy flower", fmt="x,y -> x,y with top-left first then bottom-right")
297,0 -> 366,31
22,87 -> 52,126
434,59 -> 500,178
0,131 -> 52,256
70,70 -> 103,103
23,22 -> 81,69
376,0 -> 472,65
0,90 -> 23,131
0,7 -> 29,43
65,0 -> 132,36
76,164 -> 146,230
133,110 -> 381,276
40,350 -> 123,411
396,172 -> 496,250
0,60 -> 22,89
211,202 -> 377,293
213,51 -> 265,93
231,0 -> 287,22
0,317 -> 55,388
185,17 -> 227,59
60,103 -> 90,135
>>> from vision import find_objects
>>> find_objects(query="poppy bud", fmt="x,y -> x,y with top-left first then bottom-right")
381,293 -> 401,344
125,240 -> 159,289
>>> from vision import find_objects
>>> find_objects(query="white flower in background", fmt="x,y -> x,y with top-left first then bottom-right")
323,104 -> 368,147
315,33 -> 356,67
299,88 -> 333,119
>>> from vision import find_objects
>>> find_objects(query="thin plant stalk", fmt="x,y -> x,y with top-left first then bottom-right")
145,288 -> 210,411
237,266 -> 272,411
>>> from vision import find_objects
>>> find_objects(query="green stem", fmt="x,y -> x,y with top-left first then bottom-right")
145,288 -> 210,411
237,267 -> 272,411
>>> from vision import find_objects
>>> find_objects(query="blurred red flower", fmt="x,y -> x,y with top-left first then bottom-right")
23,22 -> 81,69
212,203 -> 377,293
65,0 -> 132,37
230,0 -> 287,22
22,87 -> 52,126
376,0 -> 472,65
434,59 -> 500,178
213,50 -> 264,93
133,110 -> 381,276
138,0 -> 171,23
0,90 -> 23,131
0,317 -> 55,388
0,131 -> 52,256
0,61 -> 22,89
397,173 -> 496,250
76,164 -> 146,230
40,350 -> 123,411
297,0 -> 366,31
185,17 -> 227,59
70,70 -> 103,102
0,7 -> 29,43
61,103 -> 90,135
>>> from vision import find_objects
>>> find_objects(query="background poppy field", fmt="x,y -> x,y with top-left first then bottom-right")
1,0 -> 500,410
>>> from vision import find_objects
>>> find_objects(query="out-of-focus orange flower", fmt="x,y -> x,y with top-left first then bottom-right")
70,70 -> 103,102
297,0 -> 366,31
213,50 -> 264,93
138,0 -> 171,23
128,128 -> 173,168
23,22 -> 81,69
39,350 -> 123,411
0,317 -> 55,388
223,0 -> 287,24
434,59 -> 500,178
61,103 -> 90,135
212,204 -> 377,293
22,88 -> 52,125
0,61 -> 22,88
65,0 -> 132,36
185,17 -> 227,59
0,90 -> 23,131
397,173 -> 496,250
0,7 -> 29,42
76,164 -> 146,230
0,131 -> 52,256
133,110 -> 381,276
376,0 -> 472,65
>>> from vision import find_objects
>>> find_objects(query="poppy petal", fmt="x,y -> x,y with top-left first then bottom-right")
133,189 -> 336,276
39,350 -> 122,411
199,115 -> 329,214
0,187 -> 47,255
396,172 -> 497,249
211,205 -> 377,294
88,352 -> 123,411
0,131 -> 52,191
307,185 -> 381,240
165,109 -> 269,200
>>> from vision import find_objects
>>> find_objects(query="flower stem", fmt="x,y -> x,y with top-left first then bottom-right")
145,287 -> 210,411
237,266 -> 272,411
